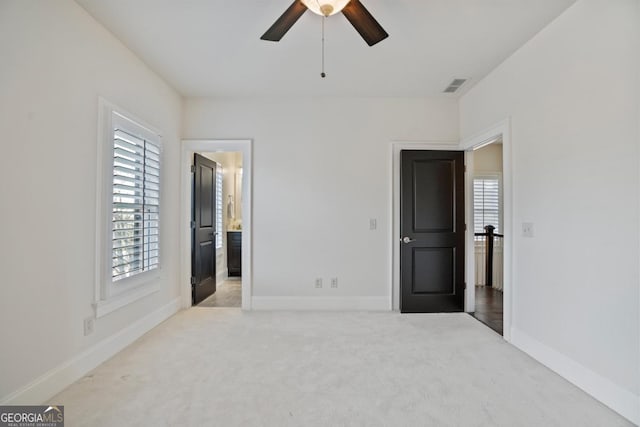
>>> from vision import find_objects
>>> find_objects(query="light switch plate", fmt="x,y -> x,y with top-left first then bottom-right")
369,218 -> 377,230
522,222 -> 534,238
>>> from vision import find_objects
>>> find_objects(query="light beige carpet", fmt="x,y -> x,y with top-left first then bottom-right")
49,311 -> 632,426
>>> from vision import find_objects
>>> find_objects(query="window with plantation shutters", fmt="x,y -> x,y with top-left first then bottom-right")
111,114 -> 161,281
473,176 -> 500,237
95,101 -> 163,318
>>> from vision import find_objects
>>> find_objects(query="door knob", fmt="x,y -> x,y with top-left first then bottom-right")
402,236 -> 415,244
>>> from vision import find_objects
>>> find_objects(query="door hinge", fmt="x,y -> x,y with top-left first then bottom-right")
190,220 -> 196,229
190,276 -> 196,285
464,282 -> 467,289
464,165 -> 467,173
464,223 -> 467,231
190,164 -> 196,173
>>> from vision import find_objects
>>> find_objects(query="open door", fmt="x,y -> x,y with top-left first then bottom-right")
400,150 -> 465,313
192,153 -> 217,305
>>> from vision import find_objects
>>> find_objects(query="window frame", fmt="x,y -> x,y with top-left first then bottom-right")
473,173 -> 503,240
94,99 -> 163,318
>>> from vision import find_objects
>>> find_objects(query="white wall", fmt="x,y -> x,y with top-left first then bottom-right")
184,97 -> 459,300
0,0 -> 182,402
473,143 -> 503,173
460,0 -> 640,420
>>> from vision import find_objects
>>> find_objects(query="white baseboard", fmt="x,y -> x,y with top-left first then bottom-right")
251,296 -> 389,311
511,328 -> 640,425
0,298 -> 181,405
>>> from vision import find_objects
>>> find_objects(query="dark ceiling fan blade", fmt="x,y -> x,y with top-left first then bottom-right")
341,0 -> 388,46
261,1 -> 308,42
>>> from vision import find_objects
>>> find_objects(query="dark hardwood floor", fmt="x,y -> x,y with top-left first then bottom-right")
471,286 -> 503,335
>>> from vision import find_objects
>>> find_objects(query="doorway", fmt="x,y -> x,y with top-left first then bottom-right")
469,141 -> 504,335
180,140 -> 252,310
391,120 -> 512,340
192,151 -> 244,308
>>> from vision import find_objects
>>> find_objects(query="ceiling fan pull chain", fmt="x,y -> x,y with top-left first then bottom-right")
321,16 -> 326,78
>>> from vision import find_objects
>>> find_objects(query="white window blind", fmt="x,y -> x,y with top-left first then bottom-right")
111,116 -> 160,281
215,163 -> 223,249
473,177 -> 500,236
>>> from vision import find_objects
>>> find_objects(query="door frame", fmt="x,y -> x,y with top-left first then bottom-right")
459,119 -> 512,341
390,118 -> 513,341
180,139 -> 253,310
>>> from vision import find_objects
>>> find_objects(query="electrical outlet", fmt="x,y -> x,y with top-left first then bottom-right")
369,218 -> 377,230
331,278 -> 338,288
522,222 -> 534,238
315,278 -> 323,288
83,317 -> 95,336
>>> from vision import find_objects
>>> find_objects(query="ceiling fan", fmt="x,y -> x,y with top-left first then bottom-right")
261,0 -> 389,47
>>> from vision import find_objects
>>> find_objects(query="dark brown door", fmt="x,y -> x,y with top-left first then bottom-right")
400,150 -> 465,313
192,153 -> 217,305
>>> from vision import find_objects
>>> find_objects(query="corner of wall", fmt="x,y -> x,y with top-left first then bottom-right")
511,328 -> 640,425
0,299 -> 180,405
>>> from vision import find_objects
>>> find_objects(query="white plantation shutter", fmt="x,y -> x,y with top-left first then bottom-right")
474,177 -> 500,235
111,114 -> 160,281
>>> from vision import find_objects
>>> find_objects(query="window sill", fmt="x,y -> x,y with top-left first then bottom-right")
94,280 -> 160,318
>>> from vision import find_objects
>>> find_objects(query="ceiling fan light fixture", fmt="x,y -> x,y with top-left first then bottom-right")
261,0 -> 388,48
301,0 -> 351,17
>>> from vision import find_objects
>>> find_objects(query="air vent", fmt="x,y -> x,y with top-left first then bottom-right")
444,78 -> 467,93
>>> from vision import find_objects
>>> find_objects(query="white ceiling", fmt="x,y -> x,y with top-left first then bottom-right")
76,0 -> 577,97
